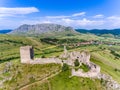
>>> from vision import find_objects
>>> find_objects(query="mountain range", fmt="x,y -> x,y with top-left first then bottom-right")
1,24 -> 120,36
0,30 -> 12,34
76,29 -> 120,35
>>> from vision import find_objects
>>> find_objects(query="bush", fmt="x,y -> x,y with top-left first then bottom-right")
80,63 -> 89,72
62,63 -> 69,71
74,59 -> 80,67
41,55 -> 45,58
29,76 -> 35,83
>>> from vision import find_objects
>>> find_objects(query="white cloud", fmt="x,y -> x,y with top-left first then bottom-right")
107,16 -> 120,19
106,16 -> 120,28
46,12 -> 86,19
46,15 -> 70,19
72,12 -> 86,17
93,14 -> 104,18
1,10 -> 120,29
61,18 -> 104,27
0,7 -> 39,17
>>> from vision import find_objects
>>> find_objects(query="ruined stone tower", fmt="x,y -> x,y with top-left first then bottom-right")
20,46 -> 34,63
64,45 -> 67,53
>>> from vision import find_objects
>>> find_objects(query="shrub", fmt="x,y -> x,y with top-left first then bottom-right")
41,55 -> 45,58
74,59 -> 80,67
80,63 -> 89,72
29,76 -> 35,83
62,63 -> 69,71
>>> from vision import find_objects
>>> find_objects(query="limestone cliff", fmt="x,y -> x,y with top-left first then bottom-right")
9,23 -> 75,35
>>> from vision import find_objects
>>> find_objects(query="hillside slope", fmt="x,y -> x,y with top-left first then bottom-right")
0,35 -> 120,90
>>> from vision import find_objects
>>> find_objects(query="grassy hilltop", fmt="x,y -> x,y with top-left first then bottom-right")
0,33 -> 120,90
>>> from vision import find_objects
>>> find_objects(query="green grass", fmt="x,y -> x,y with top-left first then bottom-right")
0,77 -> 3,80
80,63 -> 90,72
91,54 -> 120,84
49,70 -> 105,90
25,81 -> 49,90
2,61 -> 61,90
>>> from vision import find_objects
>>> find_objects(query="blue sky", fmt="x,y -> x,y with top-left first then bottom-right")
0,0 -> 120,29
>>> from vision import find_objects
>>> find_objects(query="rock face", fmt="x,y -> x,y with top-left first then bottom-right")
9,23 -> 74,34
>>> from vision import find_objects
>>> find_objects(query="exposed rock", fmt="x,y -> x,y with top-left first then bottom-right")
9,23 -> 74,35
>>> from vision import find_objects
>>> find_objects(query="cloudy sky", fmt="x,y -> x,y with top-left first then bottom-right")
0,0 -> 120,29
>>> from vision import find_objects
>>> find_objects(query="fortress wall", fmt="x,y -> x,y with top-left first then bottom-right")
89,62 -> 100,73
30,58 -> 62,64
72,68 -> 100,78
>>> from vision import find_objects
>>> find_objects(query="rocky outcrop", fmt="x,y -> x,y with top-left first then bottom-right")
9,24 -> 74,35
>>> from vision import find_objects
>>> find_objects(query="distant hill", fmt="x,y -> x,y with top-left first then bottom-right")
0,30 -> 12,34
9,24 -> 76,36
76,29 -> 120,35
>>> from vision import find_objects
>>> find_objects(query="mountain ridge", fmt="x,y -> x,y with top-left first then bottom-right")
0,29 -> 12,34
9,23 -> 75,35
76,29 -> 120,35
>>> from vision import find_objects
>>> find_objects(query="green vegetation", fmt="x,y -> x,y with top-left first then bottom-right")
74,59 -> 80,67
62,63 -> 69,71
25,81 -> 49,90
91,51 -> 120,83
80,63 -> 90,72
49,70 -> 105,90
2,62 -> 61,90
0,34 -> 120,90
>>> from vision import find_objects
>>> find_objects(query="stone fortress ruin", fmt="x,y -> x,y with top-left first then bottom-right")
20,46 -> 120,90
20,46 -> 100,78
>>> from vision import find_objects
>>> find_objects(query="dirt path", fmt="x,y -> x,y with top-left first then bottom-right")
19,70 -> 61,90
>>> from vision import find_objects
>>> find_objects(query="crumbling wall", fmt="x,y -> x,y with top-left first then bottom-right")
71,62 -> 100,78
62,51 -> 90,66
